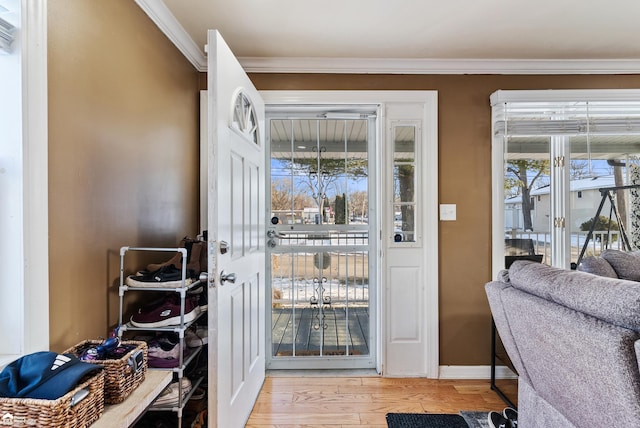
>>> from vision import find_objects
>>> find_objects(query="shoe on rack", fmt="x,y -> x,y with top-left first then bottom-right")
188,286 -> 208,312
189,387 -> 205,401
130,294 -> 201,328
147,332 -> 192,368
147,332 -> 180,359
146,237 -> 204,274
152,377 -> 192,407
146,236 -> 191,272
198,239 -> 208,274
190,240 -> 205,274
185,325 -> 208,348
190,409 -> 207,428
126,265 -> 195,288
503,407 -> 517,428
488,411 -> 512,428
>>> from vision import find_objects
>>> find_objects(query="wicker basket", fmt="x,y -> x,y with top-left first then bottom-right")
64,340 -> 147,404
0,370 -> 104,428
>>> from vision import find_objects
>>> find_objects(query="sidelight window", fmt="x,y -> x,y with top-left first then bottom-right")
392,123 -> 418,243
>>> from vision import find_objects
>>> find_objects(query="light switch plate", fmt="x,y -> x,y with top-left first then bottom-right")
440,204 -> 456,221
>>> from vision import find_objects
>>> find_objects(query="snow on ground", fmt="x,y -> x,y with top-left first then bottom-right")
272,277 -> 369,305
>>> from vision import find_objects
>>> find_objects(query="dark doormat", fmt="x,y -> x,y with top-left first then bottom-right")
460,411 -> 490,428
386,413 -> 470,428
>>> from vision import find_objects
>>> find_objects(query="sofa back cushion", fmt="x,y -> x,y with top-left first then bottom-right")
601,249 -> 640,281
576,255 -> 618,278
508,261 -> 640,331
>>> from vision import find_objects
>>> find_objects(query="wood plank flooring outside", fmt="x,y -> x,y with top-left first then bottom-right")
246,375 -> 518,427
272,307 -> 369,356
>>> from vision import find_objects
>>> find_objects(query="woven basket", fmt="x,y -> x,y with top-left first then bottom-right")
0,370 -> 104,428
65,340 -> 147,404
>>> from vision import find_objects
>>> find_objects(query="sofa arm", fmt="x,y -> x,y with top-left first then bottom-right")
485,281 -> 531,386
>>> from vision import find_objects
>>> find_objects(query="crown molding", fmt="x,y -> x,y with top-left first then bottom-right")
135,1 -> 640,75
239,57 -> 640,75
135,0 -> 206,72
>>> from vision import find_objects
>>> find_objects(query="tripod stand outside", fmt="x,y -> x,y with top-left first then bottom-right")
576,184 -> 640,266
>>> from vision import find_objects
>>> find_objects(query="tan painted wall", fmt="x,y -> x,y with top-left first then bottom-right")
44,0 -> 640,363
48,0 -> 200,351
248,73 -> 640,365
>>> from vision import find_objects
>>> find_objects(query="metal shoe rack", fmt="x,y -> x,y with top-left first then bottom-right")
117,246 -> 207,428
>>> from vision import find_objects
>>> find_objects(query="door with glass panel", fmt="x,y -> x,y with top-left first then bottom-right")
492,92 -> 640,272
266,110 -> 376,369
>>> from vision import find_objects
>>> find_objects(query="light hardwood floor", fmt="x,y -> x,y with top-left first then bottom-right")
246,375 -> 517,427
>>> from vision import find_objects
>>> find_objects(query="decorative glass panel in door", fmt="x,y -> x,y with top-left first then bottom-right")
267,113 -> 376,368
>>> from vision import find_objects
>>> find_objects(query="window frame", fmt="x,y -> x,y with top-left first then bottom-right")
491,89 -> 640,277
0,0 -> 49,367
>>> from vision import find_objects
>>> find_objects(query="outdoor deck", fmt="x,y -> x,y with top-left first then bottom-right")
271,306 -> 370,357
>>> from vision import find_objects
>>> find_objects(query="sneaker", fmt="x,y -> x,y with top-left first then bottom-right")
190,409 -> 207,428
189,387 -> 206,401
488,411 -> 512,428
185,325 -> 208,348
126,265 -> 195,288
152,377 -> 192,407
503,407 -> 517,428
130,294 -> 201,328
147,334 -> 191,369
147,332 -> 180,359
146,237 -> 204,274
188,286 -> 208,312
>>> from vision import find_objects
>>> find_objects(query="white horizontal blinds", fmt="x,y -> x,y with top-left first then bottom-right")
494,101 -> 640,137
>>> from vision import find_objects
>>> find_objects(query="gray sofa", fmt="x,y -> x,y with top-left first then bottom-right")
486,260 -> 640,427
577,249 -> 640,281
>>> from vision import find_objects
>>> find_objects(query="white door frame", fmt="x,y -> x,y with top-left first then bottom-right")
261,91 -> 439,377
0,0 -> 49,368
264,108 -> 379,370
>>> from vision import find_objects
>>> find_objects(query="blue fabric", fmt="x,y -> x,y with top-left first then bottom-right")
0,351 -> 102,400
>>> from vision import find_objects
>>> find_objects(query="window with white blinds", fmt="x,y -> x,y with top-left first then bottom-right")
491,90 -> 640,274
493,100 -> 640,137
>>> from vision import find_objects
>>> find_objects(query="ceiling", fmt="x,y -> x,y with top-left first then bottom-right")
136,0 -> 640,74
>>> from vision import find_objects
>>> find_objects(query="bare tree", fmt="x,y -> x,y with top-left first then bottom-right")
283,156 -> 367,224
505,160 -> 550,231
395,165 -> 415,236
271,178 -> 314,215
348,191 -> 368,221
570,160 -> 590,179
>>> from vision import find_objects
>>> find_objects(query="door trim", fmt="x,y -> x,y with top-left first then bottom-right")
261,91 -> 439,377
0,0 -> 49,363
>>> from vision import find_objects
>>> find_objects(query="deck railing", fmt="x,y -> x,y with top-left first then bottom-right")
505,230 -> 623,264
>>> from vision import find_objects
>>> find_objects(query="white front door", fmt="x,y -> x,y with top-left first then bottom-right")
207,30 -> 265,428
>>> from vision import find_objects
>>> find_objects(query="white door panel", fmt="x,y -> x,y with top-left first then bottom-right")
388,267 -> 421,341
386,265 -> 425,375
383,101 -> 439,378
207,29 -> 265,428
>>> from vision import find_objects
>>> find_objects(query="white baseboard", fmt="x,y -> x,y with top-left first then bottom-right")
438,365 -> 517,380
